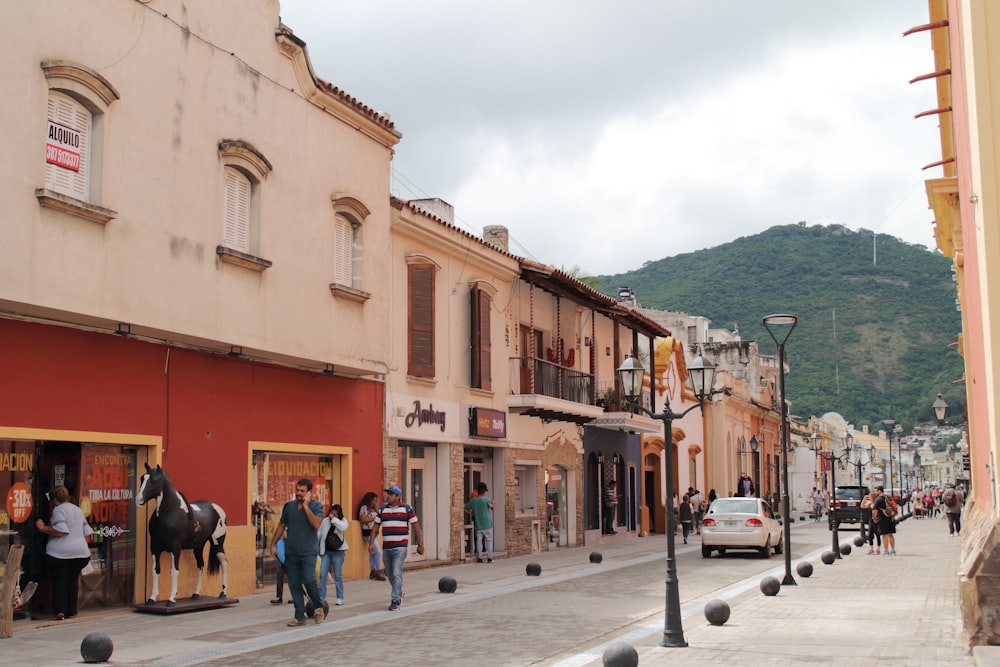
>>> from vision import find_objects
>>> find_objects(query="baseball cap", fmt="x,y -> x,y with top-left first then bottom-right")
384,486 -> 402,496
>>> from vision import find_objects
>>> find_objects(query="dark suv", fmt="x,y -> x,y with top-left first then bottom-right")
829,485 -> 870,530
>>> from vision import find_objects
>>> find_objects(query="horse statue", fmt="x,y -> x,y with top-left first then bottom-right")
136,463 -> 228,606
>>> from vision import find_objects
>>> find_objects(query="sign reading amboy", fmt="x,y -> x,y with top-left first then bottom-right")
387,393 -> 460,440
46,120 -> 81,171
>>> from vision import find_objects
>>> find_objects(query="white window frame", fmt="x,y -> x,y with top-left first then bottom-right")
36,60 -> 118,224
216,140 -> 272,272
329,194 -> 371,302
513,460 -> 541,517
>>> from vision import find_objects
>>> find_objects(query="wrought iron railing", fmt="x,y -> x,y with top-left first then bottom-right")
509,357 -> 594,405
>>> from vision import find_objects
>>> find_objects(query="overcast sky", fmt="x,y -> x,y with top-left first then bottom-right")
279,1 -> 942,276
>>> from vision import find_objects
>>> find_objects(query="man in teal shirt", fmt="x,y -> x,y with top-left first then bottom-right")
464,482 -> 495,562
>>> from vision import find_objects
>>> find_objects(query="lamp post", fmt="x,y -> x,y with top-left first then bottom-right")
848,436 -> 875,542
762,313 -> 798,586
883,419 -> 896,498
749,434 -> 761,499
618,350 -> 717,648
809,431 -> 843,559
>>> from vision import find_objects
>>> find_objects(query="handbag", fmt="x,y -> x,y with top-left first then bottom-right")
325,528 -> 344,552
81,561 -> 95,575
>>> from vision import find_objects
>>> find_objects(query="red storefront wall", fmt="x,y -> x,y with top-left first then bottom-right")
0,317 -> 384,598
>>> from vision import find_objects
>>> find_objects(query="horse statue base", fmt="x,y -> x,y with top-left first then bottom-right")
131,596 -> 239,615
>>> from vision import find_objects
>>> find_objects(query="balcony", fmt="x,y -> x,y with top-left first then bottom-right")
507,357 -> 605,424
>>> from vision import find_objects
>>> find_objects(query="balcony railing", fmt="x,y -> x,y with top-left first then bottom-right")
509,357 -> 594,405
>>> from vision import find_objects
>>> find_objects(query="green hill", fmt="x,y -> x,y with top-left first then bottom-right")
596,223 -> 965,431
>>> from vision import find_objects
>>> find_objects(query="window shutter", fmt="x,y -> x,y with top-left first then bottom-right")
223,167 -> 251,252
45,92 -> 90,200
408,265 -> 435,378
471,288 -> 492,390
332,216 -> 353,286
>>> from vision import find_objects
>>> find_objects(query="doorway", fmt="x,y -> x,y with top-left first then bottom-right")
546,466 -> 568,546
399,443 -> 435,562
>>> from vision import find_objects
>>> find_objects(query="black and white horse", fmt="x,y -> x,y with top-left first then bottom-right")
136,463 -> 228,606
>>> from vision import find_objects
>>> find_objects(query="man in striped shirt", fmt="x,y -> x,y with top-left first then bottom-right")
368,485 -> 424,611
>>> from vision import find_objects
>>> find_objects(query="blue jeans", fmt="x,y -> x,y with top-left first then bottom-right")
284,554 -> 322,620
319,549 -> 345,601
382,546 -> 408,603
475,527 -> 493,560
364,533 -> 381,571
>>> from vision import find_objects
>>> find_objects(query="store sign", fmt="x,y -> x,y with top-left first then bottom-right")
5,482 -> 32,524
470,407 -> 506,438
404,400 -> 447,432
46,120 -> 82,171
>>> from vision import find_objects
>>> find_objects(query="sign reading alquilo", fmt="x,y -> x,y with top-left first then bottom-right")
46,120 -> 81,171
470,407 -> 506,438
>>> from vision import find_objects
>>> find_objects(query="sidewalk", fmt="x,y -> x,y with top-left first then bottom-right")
0,515 -> 979,666
560,514 -> 973,666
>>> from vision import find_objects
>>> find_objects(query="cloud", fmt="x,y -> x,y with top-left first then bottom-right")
280,0 -> 942,273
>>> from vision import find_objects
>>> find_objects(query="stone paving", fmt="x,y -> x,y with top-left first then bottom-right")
0,514 -> 980,666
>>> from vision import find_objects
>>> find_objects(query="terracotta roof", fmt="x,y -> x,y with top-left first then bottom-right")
315,75 -> 397,133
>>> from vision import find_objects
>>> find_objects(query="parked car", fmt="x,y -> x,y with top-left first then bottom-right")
828,485 -> 870,530
701,497 -> 783,558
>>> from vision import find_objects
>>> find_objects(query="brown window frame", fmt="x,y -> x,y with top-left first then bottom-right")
471,287 -> 492,390
408,264 -> 435,378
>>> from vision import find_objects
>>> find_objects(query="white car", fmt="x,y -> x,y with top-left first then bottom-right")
701,497 -> 784,558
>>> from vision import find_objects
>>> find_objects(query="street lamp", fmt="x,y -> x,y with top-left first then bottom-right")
618,350 -> 717,648
809,431 -> 843,559
749,434 -> 761,499
848,436 -> 875,542
932,394 -> 948,424
762,313 -> 798,586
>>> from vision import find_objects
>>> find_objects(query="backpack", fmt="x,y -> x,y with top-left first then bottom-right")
943,488 -> 958,508
886,497 -> 899,518
325,527 -> 344,552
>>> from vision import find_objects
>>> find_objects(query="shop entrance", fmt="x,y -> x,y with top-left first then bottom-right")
0,439 -> 138,617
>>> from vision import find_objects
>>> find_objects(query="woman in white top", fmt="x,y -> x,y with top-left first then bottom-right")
35,485 -> 92,620
318,504 -> 349,606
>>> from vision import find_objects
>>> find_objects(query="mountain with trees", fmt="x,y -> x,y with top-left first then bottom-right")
595,223 -> 965,432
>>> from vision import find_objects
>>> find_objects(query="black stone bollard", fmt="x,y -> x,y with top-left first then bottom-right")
704,598 -> 731,625
81,633 -> 114,664
821,550 -> 836,565
853,536 -> 865,547
760,576 -> 780,596
602,641 -> 639,667
840,543 -> 852,555
526,562 -> 542,576
589,552 -> 603,564
438,576 -> 457,593
796,561 -> 814,578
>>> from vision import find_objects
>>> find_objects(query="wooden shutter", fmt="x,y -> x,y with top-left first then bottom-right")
408,265 -> 435,378
332,216 -> 353,285
222,167 -> 251,252
45,92 -> 90,200
471,287 -> 492,390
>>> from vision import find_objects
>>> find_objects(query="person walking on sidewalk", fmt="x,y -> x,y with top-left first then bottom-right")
679,494 -> 694,544
369,485 -> 424,611
943,485 -> 965,535
690,488 -> 704,534
872,486 -> 897,555
358,492 -> 386,581
269,478 -> 325,626
34,485 -> 93,621
603,480 -> 619,535
861,490 -> 882,554
318,504 -> 348,607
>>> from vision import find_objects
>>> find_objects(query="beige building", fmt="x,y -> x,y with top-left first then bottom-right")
0,0 -> 399,608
